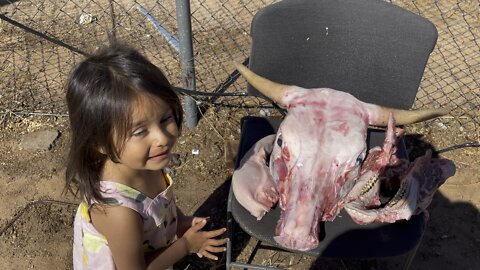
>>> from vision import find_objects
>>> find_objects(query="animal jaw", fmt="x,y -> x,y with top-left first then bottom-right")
344,150 -> 455,224
343,113 -> 407,208
343,115 -> 456,225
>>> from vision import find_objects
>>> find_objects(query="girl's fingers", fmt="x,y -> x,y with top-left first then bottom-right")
204,227 -> 227,238
204,245 -> 227,253
200,251 -> 218,261
195,239 -> 229,260
206,237 -> 229,247
190,218 -> 207,232
192,216 -> 209,226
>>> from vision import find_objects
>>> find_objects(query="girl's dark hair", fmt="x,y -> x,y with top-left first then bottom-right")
64,43 -> 183,204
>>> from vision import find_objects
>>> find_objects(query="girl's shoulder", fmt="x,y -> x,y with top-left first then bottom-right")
96,181 -> 152,215
97,173 -> 176,210
99,181 -> 150,205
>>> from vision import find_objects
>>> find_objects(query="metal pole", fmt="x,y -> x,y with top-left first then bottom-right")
175,0 -> 198,129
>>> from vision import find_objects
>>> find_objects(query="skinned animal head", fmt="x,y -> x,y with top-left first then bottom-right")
235,62 -> 449,251
270,86 -> 370,250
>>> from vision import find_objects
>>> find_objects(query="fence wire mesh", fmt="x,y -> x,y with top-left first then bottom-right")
394,0 -> 479,148
0,0 -> 478,145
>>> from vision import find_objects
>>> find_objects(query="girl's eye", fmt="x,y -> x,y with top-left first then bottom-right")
161,115 -> 174,123
132,128 -> 147,137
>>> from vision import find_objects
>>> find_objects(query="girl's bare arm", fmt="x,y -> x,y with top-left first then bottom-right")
90,205 -> 227,269
90,205 -> 147,270
175,206 -> 192,237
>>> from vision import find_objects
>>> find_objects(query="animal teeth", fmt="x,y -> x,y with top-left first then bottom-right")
387,184 -> 407,207
360,174 -> 379,195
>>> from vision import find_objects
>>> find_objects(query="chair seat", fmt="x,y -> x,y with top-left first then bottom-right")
231,116 -> 426,258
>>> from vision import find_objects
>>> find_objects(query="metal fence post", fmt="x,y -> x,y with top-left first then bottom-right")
175,0 -> 198,129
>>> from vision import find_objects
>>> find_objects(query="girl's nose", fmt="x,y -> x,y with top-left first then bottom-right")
152,128 -> 168,147
152,125 -> 175,147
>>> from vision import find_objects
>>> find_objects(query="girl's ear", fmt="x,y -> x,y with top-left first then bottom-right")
96,146 -> 115,163
96,145 -> 107,155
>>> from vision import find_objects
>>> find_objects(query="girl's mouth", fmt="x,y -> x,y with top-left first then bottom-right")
148,150 -> 170,161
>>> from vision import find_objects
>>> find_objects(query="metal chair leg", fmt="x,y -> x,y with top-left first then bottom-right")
403,232 -> 424,270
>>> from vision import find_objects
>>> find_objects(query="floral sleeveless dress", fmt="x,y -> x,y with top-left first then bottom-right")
73,173 -> 178,269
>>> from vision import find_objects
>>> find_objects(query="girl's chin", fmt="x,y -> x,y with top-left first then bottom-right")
146,156 -> 171,170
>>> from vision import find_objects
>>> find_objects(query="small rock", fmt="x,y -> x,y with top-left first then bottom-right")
259,108 -> 271,117
79,13 -> 96,25
20,129 -> 60,150
436,122 -> 448,130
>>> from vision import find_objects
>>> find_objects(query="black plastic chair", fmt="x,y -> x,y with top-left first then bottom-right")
226,0 -> 438,269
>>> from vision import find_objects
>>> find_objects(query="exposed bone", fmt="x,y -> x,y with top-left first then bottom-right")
345,150 -> 455,224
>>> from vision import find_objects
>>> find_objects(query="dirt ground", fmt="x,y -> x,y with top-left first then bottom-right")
0,105 -> 479,270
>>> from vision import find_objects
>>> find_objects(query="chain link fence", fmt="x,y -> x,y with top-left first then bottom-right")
0,0 -> 478,145
399,0 -> 479,149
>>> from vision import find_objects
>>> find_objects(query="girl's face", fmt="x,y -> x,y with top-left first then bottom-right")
114,95 -> 179,173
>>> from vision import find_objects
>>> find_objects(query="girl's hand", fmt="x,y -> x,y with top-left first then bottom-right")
176,215 -> 207,237
191,217 -> 212,258
191,216 -> 209,226
182,219 -> 229,260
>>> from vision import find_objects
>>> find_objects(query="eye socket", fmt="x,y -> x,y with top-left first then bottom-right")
356,153 -> 365,165
276,136 -> 283,147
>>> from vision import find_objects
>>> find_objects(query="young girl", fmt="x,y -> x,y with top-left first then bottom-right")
64,43 -> 228,270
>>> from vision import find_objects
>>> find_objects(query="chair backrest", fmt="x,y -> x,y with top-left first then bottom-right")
247,0 -> 438,109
